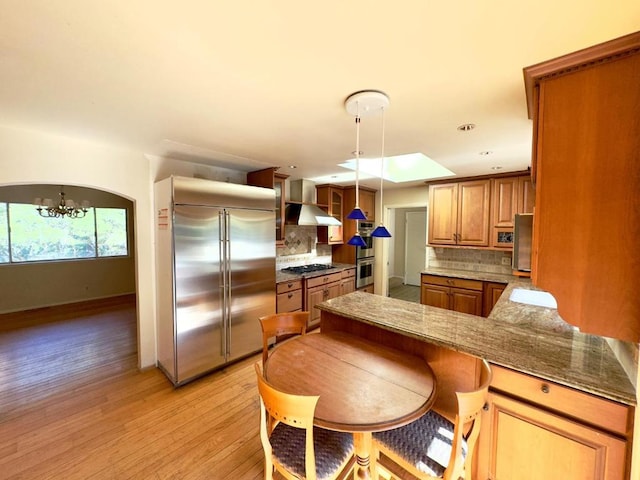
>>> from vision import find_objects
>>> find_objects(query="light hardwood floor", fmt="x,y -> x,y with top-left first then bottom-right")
0,295 -> 271,480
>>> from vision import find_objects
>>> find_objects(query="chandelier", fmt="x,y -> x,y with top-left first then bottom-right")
34,186 -> 91,219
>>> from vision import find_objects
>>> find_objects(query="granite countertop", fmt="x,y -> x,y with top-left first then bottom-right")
422,266 -> 518,284
317,288 -> 636,406
276,263 -> 355,284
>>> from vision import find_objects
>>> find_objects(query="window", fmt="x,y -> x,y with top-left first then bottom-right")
1,203 -> 129,264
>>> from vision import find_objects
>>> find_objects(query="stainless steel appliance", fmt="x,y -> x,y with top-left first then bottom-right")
356,256 -> 375,288
154,176 -> 276,386
513,213 -> 533,272
356,222 -> 375,259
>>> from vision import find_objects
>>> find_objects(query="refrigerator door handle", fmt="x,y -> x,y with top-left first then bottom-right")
225,211 -> 232,359
219,211 -> 227,358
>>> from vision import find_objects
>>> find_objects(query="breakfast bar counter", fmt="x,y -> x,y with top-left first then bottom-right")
316,290 -> 636,406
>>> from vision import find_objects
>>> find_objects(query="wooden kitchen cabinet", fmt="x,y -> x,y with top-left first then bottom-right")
524,32 -> 640,342
518,174 -> 535,214
331,185 -> 377,265
316,185 -> 343,244
490,174 -> 535,249
305,272 -> 342,329
482,281 -> 506,316
247,167 -> 288,246
340,268 -> 356,295
420,274 -> 483,316
276,279 -> 303,313
477,365 -> 631,480
428,179 -> 490,247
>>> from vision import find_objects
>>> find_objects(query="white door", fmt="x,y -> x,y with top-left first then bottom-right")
404,211 -> 426,286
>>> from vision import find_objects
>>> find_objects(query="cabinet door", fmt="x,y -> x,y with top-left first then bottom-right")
428,183 -> 458,245
482,282 -> 506,317
341,278 -> 355,295
517,175 -> 535,214
306,286 -> 326,330
450,287 -> 483,315
359,189 -> 376,222
328,188 -> 343,244
479,392 -> 627,480
457,179 -> 490,246
492,177 -> 519,227
420,283 -> 450,309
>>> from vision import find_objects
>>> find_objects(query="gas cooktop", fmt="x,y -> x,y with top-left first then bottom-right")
281,264 -> 335,275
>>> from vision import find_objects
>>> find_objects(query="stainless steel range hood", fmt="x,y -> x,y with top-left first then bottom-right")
285,179 -> 342,226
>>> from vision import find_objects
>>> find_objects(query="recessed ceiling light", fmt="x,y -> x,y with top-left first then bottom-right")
479,151 -> 492,156
491,166 -> 503,170
288,165 -> 297,169
457,123 -> 475,132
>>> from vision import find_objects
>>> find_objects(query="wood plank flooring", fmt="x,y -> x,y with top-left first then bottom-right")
0,295 -> 271,480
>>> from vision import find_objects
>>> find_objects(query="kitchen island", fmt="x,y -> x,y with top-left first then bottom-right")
317,288 -> 637,479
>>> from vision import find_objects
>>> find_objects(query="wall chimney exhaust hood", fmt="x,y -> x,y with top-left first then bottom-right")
285,179 -> 342,226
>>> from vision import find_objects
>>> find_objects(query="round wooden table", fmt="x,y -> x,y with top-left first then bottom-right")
264,331 -> 437,479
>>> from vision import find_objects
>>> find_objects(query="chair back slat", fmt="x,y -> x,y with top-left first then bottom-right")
259,312 -> 308,366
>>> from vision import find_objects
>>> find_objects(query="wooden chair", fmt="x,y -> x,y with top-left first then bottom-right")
259,312 -> 308,366
254,363 -> 355,480
371,359 -> 492,480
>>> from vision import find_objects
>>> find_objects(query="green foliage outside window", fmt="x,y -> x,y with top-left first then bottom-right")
1,203 -> 128,263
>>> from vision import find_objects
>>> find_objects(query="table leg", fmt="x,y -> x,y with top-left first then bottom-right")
353,432 -> 372,479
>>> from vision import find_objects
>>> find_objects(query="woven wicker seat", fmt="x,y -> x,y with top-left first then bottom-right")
259,312 -> 308,366
255,363 -> 355,480
371,359 -> 492,480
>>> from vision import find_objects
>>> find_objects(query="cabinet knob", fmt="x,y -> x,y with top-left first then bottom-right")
541,384 -> 550,394
288,293 -> 293,298
482,402 -> 489,411
288,283 -> 293,288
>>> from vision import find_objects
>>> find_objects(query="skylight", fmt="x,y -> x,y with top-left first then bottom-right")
339,153 -> 454,183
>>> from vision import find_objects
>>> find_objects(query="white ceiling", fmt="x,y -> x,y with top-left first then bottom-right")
1,1 -> 639,189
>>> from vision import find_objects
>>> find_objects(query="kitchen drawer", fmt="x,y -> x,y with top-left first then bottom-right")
490,365 -> 632,436
341,268 -> 355,279
277,289 -> 303,313
306,272 -> 342,289
277,279 -> 302,294
421,274 -> 483,291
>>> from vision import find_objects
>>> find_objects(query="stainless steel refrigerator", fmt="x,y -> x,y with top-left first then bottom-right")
154,176 -> 276,386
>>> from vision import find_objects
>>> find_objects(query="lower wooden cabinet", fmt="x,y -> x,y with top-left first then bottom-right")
420,274 -> 483,316
358,284 -> 374,294
477,365 -> 631,480
276,279 -> 302,313
305,272 -> 342,330
482,281 -> 506,317
340,268 -> 356,295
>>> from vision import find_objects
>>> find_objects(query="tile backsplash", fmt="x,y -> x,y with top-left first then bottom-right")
276,226 -> 332,269
427,247 -> 513,275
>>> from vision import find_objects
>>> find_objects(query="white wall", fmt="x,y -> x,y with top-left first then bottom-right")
0,125 -> 156,368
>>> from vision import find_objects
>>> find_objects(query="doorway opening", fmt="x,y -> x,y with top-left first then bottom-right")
386,207 -> 426,303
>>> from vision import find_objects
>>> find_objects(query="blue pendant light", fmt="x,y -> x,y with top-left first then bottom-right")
344,91 -> 390,244
347,232 -> 368,247
371,102 -> 392,238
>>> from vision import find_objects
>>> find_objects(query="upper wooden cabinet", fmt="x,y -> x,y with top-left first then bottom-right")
524,31 -> 640,342
316,185 -> 343,245
428,179 -> 490,247
247,167 -> 288,246
490,174 -> 534,249
342,185 -> 376,222
332,185 -> 377,264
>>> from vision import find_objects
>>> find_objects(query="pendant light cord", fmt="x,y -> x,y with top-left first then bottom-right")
354,110 -> 361,209
379,106 -> 385,224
